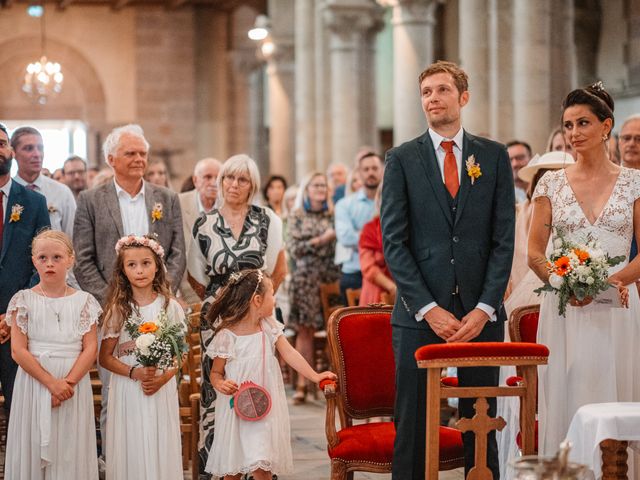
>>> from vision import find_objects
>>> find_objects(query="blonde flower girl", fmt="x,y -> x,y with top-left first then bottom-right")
5,230 -> 100,479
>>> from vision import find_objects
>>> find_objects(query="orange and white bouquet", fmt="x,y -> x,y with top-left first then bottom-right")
535,228 -> 625,317
124,309 -> 187,369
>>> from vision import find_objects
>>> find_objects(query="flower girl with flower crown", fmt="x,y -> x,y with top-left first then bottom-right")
99,235 -> 186,480
5,230 -> 101,479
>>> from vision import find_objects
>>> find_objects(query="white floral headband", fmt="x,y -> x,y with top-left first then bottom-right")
229,269 -> 264,295
115,235 -> 165,258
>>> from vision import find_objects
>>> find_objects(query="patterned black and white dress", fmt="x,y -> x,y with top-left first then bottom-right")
187,205 -> 283,479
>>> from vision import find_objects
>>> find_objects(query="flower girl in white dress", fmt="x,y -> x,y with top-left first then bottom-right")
5,230 -> 101,479
204,269 -> 336,480
99,235 -> 185,480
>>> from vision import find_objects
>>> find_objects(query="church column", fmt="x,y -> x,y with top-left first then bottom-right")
323,0 -> 384,166
459,0 -> 489,136
294,0 -> 317,182
629,1 -> 640,86
488,0 -> 513,141
378,0 -> 436,145
512,0 -> 552,153
267,0 -> 296,182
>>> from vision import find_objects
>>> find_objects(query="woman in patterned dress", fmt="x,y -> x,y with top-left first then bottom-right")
287,172 -> 340,403
187,154 -> 286,479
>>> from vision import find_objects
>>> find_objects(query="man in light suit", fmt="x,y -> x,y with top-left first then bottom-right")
381,61 -> 515,479
73,124 -> 186,304
178,157 -> 221,304
0,123 -> 50,414
73,124 -> 186,452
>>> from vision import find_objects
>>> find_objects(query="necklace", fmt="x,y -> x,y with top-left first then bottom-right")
222,206 -> 248,231
39,284 -> 69,323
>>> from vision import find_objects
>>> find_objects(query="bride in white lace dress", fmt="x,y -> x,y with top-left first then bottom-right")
528,84 -> 640,455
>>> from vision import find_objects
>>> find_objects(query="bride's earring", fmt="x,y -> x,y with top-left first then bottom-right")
603,133 -> 609,142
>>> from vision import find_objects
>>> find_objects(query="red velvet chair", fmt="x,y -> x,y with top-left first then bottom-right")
508,304 -> 541,452
416,342 -> 549,480
321,306 -> 465,480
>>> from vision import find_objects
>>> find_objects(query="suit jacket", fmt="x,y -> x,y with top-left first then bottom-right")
177,189 -> 202,304
380,130 -> 515,330
0,181 -> 50,314
73,180 -> 186,305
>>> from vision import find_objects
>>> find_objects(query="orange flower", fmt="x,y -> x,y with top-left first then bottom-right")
573,248 -> 590,264
554,256 -> 572,276
138,322 -> 159,334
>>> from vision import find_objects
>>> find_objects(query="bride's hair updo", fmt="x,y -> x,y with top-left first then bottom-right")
562,81 -> 615,130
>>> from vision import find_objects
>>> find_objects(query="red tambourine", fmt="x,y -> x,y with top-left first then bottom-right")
233,381 -> 272,421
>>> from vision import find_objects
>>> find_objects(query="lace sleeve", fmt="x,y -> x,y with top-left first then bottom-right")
6,290 -> 29,334
532,170 -> 557,200
78,293 -> 102,336
206,329 -> 236,360
262,316 -> 284,346
101,313 -> 122,339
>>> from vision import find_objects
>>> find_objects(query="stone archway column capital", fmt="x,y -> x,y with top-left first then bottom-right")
377,0 -> 438,25
322,0 -> 385,45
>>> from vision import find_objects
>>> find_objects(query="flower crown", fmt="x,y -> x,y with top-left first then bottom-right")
115,234 -> 165,258
228,269 -> 264,295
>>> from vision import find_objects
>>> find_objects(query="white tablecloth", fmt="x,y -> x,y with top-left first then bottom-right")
566,402 -> 640,479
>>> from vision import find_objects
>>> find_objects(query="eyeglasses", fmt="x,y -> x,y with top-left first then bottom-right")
65,169 -> 86,176
619,135 -> 640,144
309,183 -> 328,189
223,174 -> 251,187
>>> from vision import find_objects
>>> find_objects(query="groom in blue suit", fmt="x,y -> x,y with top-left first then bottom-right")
381,61 -> 515,479
0,123 -> 50,414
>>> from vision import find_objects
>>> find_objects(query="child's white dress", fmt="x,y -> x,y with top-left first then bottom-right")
103,296 -> 185,480
5,289 -> 101,480
205,318 -> 294,477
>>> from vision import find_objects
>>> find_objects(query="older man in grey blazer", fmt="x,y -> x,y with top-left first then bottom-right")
73,124 -> 186,457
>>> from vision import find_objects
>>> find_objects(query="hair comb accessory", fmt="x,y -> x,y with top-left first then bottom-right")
114,234 -> 165,258
590,80 -> 605,92
252,270 -> 264,295
229,271 -> 244,284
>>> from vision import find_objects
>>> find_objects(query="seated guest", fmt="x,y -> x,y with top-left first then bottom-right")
359,183 -> 395,305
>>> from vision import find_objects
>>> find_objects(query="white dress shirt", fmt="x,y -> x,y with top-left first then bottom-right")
14,173 -> 76,238
415,128 -> 496,323
114,179 -> 150,236
0,178 -> 11,226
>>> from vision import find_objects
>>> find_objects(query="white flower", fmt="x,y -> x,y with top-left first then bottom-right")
586,277 -> 595,285
554,238 -> 563,249
549,273 -> 564,289
135,333 -> 156,355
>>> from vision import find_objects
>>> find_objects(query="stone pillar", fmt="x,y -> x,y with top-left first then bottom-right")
295,0 -> 317,182
267,0 -> 296,182
488,0 -> 513,141
628,0 -> 640,86
379,0 -> 436,145
323,0 -> 384,167
512,0 -> 552,153
315,0 -> 332,172
549,0 -> 576,125
459,0 -> 489,136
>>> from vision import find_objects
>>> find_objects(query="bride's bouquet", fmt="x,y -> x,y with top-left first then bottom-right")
534,228 -> 625,317
124,309 -> 187,370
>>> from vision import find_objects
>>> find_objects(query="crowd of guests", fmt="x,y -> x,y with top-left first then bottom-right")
2,66 -> 640,480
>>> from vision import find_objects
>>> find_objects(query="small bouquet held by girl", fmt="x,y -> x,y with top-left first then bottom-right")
535,227 -> 627,316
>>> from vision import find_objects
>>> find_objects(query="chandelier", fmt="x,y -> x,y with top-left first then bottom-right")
22,6 -> 63,105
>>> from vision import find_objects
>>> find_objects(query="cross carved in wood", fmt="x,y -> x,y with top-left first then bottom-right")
456,397 -> 507,480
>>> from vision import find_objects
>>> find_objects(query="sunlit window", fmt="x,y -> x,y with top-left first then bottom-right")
4,120 -> 88,176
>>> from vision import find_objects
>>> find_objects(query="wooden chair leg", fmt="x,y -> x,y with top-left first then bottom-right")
601,439 -> 628,480
330,460 -> 348,480
426,368 -> 441,480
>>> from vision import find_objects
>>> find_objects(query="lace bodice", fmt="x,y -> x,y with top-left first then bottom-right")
533,167 -> 640,260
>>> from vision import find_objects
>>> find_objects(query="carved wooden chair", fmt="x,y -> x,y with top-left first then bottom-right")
321,306 -> 465,480
416,342 -> 549,480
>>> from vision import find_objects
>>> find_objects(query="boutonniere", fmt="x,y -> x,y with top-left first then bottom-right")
151,203 -> 163,223
48,204 -> 58,214
9,204 -> 24,222
465,155 -> 482,185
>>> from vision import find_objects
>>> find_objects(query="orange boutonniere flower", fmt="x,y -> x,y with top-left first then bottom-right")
554,256 -> 572,276
465,155 -> 482,185
151,203 -> 163,223
138,322 -> 159,334
9,204 -> 24,222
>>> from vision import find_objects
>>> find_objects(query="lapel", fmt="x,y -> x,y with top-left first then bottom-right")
145,182 -> 159,236
454,132 -> 476,225
1,182 -> 25,264
416,131 -> 453,227
104,182 -> 124,237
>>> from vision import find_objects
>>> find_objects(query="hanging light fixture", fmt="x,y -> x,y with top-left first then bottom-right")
22,5 -> 64,105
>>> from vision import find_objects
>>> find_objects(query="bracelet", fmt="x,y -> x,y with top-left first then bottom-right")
128,366 -> 135,379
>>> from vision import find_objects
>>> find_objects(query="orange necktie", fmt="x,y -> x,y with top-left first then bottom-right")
441,140 -> 459,197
